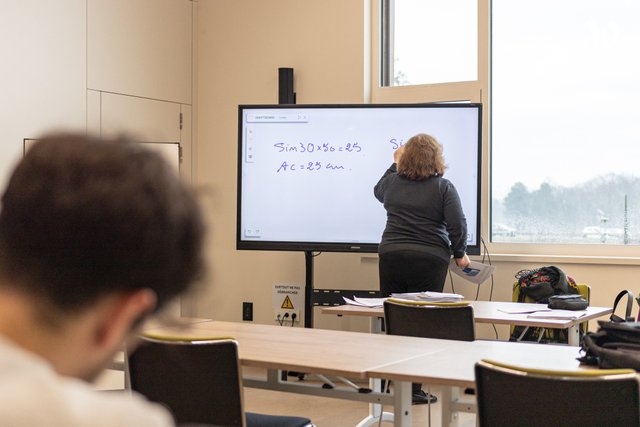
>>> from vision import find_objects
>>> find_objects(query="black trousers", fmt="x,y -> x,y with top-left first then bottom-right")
379,249 -> 449,397
378,249 -> 449,297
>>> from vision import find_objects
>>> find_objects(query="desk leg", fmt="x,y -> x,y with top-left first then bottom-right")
369,316 -> 383,334
568,325 -> 580,346
356,317 -> 397,427
440,386 -> 460,427
367,317 -> 394,424
392,380 -> 411,427
356,378 -> 395,427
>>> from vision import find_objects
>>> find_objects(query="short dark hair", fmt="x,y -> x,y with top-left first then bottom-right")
0,133 -> 205,313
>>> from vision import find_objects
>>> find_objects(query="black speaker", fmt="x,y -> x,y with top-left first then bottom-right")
278,67 -> 295,104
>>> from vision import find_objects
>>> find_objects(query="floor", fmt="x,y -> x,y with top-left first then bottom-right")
241,369 -> 477,427
95,366 -> 477,427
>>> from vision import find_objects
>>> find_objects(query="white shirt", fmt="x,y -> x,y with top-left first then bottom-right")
0,336 -> 174,427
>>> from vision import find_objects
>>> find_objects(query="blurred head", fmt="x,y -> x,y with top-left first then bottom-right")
0,133 -> 205,318
397,133 -> 447,180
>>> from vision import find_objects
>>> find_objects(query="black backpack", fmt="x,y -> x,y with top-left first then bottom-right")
515,266 -> 580,304
510,266 -> 580,343
579,290 -> 640,371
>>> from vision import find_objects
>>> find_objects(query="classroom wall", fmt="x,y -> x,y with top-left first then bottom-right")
194,0 -> 640,336
0,0 -> 87,192
1,0 -> 193,182
194,0 -> 372,331
1,0 -> 194,317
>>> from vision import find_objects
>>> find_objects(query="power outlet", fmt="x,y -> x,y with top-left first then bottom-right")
274,309 -> 299,324
242,302 -> 253,321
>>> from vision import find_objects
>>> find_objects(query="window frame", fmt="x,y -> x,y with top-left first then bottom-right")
371,0 -> 640,263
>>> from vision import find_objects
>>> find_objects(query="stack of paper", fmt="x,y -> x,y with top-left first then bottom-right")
389,291 -> 464,303
342,296 -> 386,308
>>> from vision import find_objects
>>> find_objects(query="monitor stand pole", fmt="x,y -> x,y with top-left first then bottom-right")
283,251 -> 313,382
304,250 -> 314,328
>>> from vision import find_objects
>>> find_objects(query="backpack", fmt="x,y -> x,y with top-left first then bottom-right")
515,265 -> 580,304
579,290 -> 640,370
579,316 -> 640,371
510,266 -> 581,344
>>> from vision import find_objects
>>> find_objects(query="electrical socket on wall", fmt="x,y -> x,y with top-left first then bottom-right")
274,309 -> 299,323
242,302 -> 253,321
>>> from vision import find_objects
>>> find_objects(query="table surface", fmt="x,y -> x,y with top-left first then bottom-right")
366,339 -> 584,388
321,300 -> 612,329
144,320 -> 588,386
143,320 -> 596,427
145,320 -> 445,378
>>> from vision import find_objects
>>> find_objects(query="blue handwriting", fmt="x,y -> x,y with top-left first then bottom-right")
389,138 -> 405,150
273,142 -> 362,153
276,161 -> 346,173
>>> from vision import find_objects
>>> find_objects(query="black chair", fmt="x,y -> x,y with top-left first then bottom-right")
383,300 -> 476,404
383,301 -> 475,341
475,359 -> 640,427
127,336 -> 313,427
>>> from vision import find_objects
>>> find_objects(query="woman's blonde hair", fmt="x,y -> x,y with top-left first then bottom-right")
397,133 -> 447,180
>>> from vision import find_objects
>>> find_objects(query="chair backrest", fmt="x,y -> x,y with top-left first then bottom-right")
127,337 -> 246,427
577,283 -> 590,302
475,360 -> 640,427
383,301 -> 475,341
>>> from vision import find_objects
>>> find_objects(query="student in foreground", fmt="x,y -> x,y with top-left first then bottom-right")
0,133 -> 205,426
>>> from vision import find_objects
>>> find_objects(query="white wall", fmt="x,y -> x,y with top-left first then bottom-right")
0,0 -> 87,191
1,0 -> 194,319
86,0 -> 195,184
87,0 -> 193,104
0,0 -> 194,188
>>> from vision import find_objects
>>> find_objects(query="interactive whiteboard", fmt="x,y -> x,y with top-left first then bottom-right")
237,104 -> 482,254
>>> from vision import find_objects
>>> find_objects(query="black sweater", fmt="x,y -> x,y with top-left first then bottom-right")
374,163 -> 468,262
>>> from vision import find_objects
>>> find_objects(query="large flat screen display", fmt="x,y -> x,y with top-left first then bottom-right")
237,103 -> 482,254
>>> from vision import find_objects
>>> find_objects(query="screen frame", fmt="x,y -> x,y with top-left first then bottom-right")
236,103 -> 483,255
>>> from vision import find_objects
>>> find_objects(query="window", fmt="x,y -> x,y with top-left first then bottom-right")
381,0 -> 477,87
491,1 -> 640,246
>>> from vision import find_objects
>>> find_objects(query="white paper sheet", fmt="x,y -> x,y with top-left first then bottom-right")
497,307 -> 552,314
527,310 -> 587,320
449,259 -> 496,285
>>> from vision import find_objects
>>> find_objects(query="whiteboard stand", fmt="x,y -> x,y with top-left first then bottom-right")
304,251 -> 315,328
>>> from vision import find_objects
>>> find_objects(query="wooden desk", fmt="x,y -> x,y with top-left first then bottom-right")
144,320 -> 590,427
144,320 -> 443,426
367,339 -> 583,426
147,320 -> 444,377
321,301 -> 612,346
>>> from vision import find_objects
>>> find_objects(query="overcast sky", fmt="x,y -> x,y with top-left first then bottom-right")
394,0 -> 640,199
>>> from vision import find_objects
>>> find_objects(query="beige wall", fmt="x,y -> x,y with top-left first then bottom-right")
195,0 -> 371,329
194,0 -> 640,336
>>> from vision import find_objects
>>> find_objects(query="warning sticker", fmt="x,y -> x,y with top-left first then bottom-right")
281,295 -> 294,309
272,284 -> 303,311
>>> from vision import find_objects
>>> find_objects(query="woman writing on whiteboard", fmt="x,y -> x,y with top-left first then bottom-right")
374,133 -> 470,403
374,132 -> 470,294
